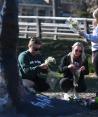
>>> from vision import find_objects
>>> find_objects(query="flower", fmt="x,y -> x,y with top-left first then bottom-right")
66,17 -> 88,43
66,17 -> 80,33
40,57 -> 63,90
44,56 -> 56,66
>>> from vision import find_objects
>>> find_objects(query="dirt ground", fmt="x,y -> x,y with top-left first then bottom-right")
0,92 -> 98,117
42,92 -> 98,117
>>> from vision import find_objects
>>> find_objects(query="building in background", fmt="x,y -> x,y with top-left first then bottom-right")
19,0 -> 78,17
19,0 -> 52,16
60,1 -> 78,17
0,0 -> 98,17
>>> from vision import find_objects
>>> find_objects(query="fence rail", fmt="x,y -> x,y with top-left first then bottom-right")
3,16 -> 94,40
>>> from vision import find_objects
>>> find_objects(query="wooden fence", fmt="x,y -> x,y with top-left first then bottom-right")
1,16 -> 94,40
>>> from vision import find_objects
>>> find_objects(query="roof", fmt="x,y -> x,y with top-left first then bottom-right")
19,0 -> 47,5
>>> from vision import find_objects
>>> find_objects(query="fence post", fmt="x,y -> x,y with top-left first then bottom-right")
84,19 -> 87,33
25,25 -> 29,38
54,26 -> 58,40
86,21 -> 91,34
36,18 -> 42,39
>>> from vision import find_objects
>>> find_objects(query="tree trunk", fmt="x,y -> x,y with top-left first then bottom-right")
0,0 -> 22,106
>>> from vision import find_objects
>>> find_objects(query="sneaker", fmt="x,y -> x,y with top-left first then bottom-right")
63,93 -> 71,101
73,92 -> 80,100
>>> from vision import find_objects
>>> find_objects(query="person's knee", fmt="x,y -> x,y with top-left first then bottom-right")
59,78 -> 73,92
59,78 -> 66,89
22,79 -> 34,88
36,81 -> 50,92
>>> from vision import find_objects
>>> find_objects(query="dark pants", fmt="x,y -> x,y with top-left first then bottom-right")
92,51 -> 98,76
23,78 -> 50,92
59,78 -> 87,92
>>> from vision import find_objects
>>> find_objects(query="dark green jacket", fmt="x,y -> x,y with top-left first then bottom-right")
18,50 -> 47,81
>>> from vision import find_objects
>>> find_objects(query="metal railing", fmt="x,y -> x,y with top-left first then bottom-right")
19,16 -> 93,39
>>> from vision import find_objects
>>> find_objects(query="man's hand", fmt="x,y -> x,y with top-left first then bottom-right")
79,31 -> 89,42
79,31 -> 85,37
39,63 -> 48,70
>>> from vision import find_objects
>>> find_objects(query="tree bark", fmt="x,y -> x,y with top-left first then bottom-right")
0,0 -> 22,106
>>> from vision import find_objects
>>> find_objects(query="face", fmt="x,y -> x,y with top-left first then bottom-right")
29,43 -> 42,55
73,46 -> 82,58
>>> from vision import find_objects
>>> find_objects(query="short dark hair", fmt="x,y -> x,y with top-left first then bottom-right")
30,37 -> 42,44
28,37 -> 42,47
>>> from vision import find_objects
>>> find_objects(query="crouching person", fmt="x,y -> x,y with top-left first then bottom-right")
59,42 -> 89,100
18,37 -> 50,93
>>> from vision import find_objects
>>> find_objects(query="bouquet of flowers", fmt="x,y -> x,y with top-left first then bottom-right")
39,56 -> 56,77
66,17 -> 88,42
66,17 -> 81,33
44,56 -> 56,66
40,57 -> 59,90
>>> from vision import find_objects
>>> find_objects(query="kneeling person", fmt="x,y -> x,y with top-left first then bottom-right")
18,37 -> 50,92
59,42 -> 89,100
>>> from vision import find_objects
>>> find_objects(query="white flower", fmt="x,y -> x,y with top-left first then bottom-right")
66,17 -> 80,33
44,56 -> 56,66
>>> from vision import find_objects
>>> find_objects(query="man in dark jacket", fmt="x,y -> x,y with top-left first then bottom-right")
18,37 -> 50,92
